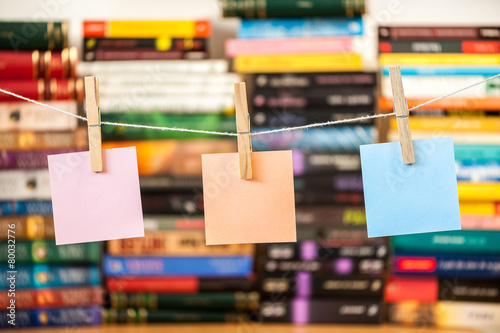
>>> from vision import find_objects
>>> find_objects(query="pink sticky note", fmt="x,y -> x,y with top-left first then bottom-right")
48,147 -> 144,245
202,151 -> 296,245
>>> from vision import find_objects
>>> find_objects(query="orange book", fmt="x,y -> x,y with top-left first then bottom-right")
108,230 -> 254,256
379,97 -> 500,111
102,139 -> 236,176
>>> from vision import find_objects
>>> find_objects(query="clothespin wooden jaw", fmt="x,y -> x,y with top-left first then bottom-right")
84,76 -> 103,172
389,66 -> 415,165
234,82 -> 252,179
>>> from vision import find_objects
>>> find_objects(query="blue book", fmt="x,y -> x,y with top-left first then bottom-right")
103,256 -> 253,277
0,306 -> 101,328
382,66 -> 500,76
239,17 -> 363,39
392,253 -> 500,277
252,126 -> 375,152
0,265 -> 100,289
0,200 -> 52,216
456,161 -> 500,181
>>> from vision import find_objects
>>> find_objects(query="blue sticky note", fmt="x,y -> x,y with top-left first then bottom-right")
360,137 -> 461,238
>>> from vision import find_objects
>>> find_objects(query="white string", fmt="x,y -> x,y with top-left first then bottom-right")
0,88 -> 87,121
100,120 -> 239,136
1,71 -> 499,137
251,112 -> 395,136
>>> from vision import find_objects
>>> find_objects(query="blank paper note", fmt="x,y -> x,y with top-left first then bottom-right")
202,151 -> 296,245
48,147 -> 144,245
360,137 -> 461,238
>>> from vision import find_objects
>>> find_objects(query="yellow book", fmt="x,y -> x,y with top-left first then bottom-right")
460,201 -> 498,216
234,54 -> 362,73
457,183 -> 500,201
83,20 -> 211,38
380,53 -> 500,66
387,131 -> 500,144
391,117 -> 500,132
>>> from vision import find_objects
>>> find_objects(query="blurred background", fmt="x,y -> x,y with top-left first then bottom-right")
1,0 -> 500,332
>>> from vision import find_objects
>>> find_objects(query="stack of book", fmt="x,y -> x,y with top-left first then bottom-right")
222,0 -> 386,324
378,26 -> 500,211
103,227 -> 257,323
77,20 -> 257,324
0,22 -> 82,104
257,240 -> 387,324
224,0 -> 365,74
83,20 -> 210,61
0,21 -> 102,329
0,239 -> 103,328
77,20 -> 240,220
379,25 -> 500,330
386,231 -> 500,329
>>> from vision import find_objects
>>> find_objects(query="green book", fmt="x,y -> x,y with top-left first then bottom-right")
110,292 -> 259,311
222,0 -> 365,18
0,21 -> 68,50
103,308 -> 247,323
101,112 -> 236,140
391,230 -> 500,255
0,240 -> 101,264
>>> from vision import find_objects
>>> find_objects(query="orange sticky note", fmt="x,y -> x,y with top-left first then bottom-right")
202,151 -> 296,245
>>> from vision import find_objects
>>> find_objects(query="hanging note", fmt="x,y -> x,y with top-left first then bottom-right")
48,147 -> 144,245
202,150 -> 296,245
360,137 -> 461,238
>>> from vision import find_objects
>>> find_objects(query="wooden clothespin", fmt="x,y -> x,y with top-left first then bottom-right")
84,76 -> 102,172
389,66 -> 415,165
234,82 -> 252,179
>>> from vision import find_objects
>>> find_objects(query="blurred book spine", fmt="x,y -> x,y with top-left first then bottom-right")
108,292 -> 259,311
0,307 -> 101,328
221,0 -> 366,18
0,265 -> 101,288
107,231 -> 254,256
259,299 -> 382,323
234,54 -> 363,73
83,20 -> 211,38
102,308 -> 247,323
0,240 -> 101,263
103,256 -> 254,277
106,277 -> 256,293
388,301 -> 500,328
0,215 -> 54,239
0,21 -> 68,50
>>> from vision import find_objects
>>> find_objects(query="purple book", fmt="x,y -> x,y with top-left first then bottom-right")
1,149 -> 80,169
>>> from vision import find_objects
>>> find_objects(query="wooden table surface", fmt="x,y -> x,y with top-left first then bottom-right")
2,324 -> 488,333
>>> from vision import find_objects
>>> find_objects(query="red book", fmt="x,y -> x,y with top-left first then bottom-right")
107,277 -> 199,293
0,48 -> 77,80
0,78 -> 83,102
49,78 -> 84,101
43,48 -> 78,79
385,277 -> 438,302
0,79 -> 44,101
0,50 -> 40,79
462,41 -> 500,53
396,257 -> 437,273
0,287 -> 103,309
107,276 -> 256,293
